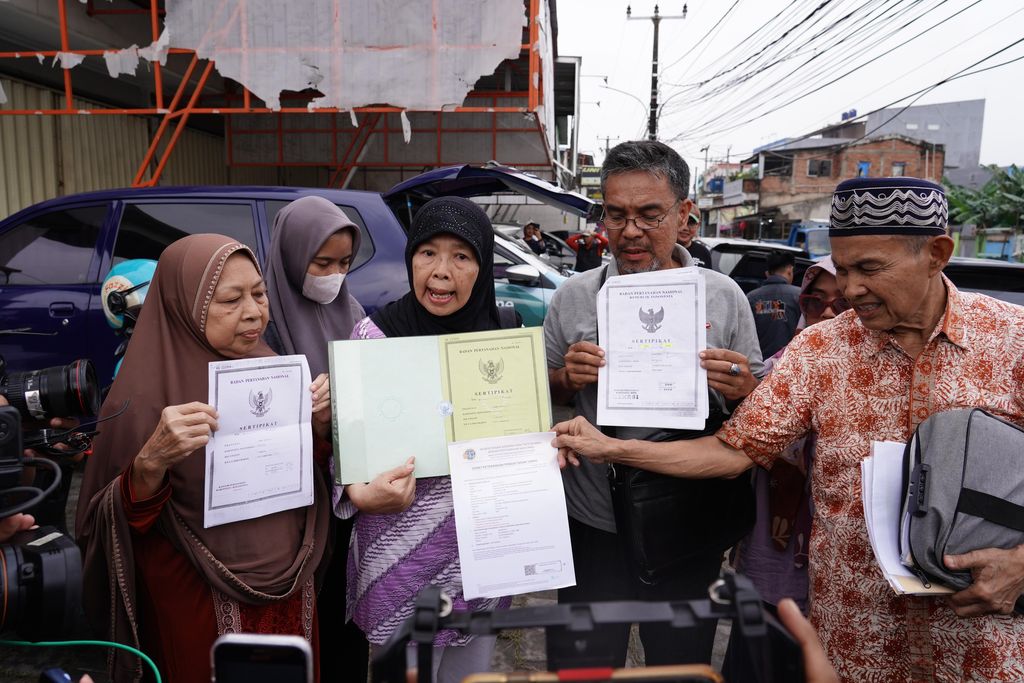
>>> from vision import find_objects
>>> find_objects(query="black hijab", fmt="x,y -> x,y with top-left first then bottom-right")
371,197 -> 500,337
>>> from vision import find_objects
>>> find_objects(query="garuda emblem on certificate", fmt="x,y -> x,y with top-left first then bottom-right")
248,387 -> 273,417
639,306 -> 665,333
479,358 -> 505,384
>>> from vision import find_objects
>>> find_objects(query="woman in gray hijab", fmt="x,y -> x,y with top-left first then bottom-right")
264,195 -> 365,377
264,194 -> 368,682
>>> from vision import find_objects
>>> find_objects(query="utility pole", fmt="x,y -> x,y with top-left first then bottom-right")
627,3 -> 688,141
602,135 -> 622,156
700,144 -> 710,234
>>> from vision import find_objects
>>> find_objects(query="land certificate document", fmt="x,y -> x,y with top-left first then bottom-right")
204,355 -> 313,528
596,267 -> 708,429
329,327 -> 551,485
448,432 -> 575,599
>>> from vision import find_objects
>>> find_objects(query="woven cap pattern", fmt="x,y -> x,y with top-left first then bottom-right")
830,177 -> 947,237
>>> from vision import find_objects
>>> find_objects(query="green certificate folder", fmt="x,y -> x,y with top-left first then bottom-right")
329,327 -> 552,485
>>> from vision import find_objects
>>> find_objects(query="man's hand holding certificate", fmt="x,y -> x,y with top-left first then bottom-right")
204,355 -> 314,528
597,267 -> 708,429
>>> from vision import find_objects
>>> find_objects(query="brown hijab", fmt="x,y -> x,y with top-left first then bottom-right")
76,235 -> 328,673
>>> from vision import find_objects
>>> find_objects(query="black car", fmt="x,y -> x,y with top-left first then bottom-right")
701,238 -> 1024,307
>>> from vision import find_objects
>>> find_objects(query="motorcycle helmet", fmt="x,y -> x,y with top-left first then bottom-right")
101,259 -> 157,332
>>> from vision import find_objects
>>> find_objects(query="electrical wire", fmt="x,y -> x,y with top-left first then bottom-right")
661,0 -> 914,134
663,0 -> 993,143
659,0 -> 742,77
703,39 -> 1024,163
659,0 -> 897,124
661,0 -> 919,119
692,0 -> 838,88
0,639 -> 162,683
659,0 -> 823,100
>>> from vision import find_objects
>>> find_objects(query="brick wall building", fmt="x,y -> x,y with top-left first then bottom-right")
746,134 -> 945,235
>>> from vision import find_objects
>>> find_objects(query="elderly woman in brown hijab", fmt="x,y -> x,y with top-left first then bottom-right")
76,234 -> 332,683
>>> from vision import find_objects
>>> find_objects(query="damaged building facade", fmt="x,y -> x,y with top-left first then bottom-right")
0,0 -> 580,217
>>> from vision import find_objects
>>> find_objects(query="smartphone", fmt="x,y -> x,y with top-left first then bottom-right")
211,633 -> 313,683
463,665 -> 723,683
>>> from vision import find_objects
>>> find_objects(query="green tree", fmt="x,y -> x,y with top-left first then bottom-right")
946,165 -> 1024,229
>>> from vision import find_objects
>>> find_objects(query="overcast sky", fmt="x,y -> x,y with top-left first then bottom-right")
556,0 -> 1024,177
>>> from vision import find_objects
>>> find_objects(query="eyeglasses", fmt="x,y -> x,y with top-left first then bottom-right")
799,293 -> 851,318
598,199 -> 681,232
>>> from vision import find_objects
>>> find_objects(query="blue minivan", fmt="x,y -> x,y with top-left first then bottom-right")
0,165 -> 593,381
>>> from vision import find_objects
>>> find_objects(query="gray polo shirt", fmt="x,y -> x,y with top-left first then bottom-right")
543,245 -> 764,533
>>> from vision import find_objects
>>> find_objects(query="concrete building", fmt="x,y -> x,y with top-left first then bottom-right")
696,162 -> 757,237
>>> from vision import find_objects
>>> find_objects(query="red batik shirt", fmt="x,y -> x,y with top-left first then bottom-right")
719,276 -> 1024,682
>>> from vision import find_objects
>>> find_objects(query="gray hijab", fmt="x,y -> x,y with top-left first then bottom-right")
265,196 -> 365,376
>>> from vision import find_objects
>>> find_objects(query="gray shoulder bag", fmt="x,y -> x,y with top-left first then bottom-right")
900,408 -> 1024,612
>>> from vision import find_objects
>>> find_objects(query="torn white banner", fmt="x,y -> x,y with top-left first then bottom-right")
52,52 -> 86,70
349,109 -> 358,128
35,53 -> 45,64
103,46 -> 140,78
164,0 -> 524,111
139,29 -> 169,66
0,81 -> 6,105
400,110 -> 411,144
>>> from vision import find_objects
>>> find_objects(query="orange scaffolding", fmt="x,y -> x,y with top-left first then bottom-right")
0,0 -> 547,188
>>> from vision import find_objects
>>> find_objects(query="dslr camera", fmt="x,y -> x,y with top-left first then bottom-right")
0,354 -> 101,640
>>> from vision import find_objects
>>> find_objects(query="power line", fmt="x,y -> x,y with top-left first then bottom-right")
693,0 -> 837,88
659,0 -> 742,76
660,0 -> 913,134
664,0 -> 989,143
692,37 -> 1024,162
659,0 -> 819,90
665,0 -> 902,117
662,0 -> 925,134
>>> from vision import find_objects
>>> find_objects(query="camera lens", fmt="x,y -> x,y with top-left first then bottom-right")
0,359 -> 100,422
0,526 -> 83,640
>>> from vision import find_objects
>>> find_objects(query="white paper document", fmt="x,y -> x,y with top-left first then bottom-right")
448,432 -> 576,599
204,355 -> 314,528
861,441 -> 952,595
596,267 -> 708,429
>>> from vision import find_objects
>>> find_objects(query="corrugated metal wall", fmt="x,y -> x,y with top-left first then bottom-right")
0,76 -> 230,218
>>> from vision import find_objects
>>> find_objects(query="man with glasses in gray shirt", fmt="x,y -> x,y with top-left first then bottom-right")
543,140 -> 764,670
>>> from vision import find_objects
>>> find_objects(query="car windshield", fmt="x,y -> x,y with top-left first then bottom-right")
807,230 -> 831,255
495,234 -> 563,276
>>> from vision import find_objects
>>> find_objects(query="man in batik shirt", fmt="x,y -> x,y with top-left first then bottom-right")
552,177 -> 1024,682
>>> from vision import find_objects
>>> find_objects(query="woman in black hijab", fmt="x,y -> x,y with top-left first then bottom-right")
368,196 -> 502,337
339,197 -> 511,683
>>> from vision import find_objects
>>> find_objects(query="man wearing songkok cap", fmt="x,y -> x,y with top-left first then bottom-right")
553,176 -> 1024,681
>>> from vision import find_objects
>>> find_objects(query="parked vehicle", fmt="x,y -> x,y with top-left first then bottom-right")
493,224 -> 578,274
493,233 -> 567,326
783,221 -> 830,258
703,237 -> 1024,307
0,165 -> 593,381
701,238 -> 811,292
943,256 -> 1024,306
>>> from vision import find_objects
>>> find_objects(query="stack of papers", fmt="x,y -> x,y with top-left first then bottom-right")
596,267 -> 708,429
861,441 -> 952,595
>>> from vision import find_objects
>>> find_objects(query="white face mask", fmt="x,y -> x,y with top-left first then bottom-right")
302,272 -> 345,304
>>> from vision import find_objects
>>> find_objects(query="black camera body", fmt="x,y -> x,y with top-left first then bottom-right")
1,523 -> 82,640
0,405 -> 83,640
